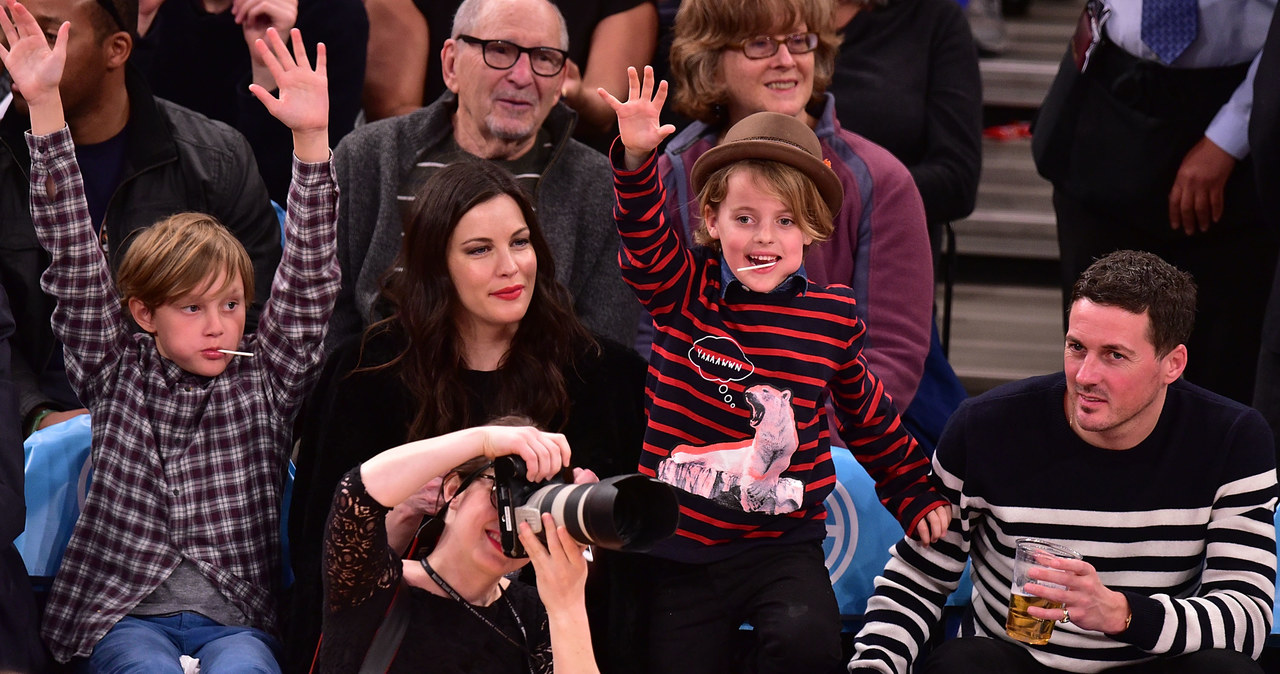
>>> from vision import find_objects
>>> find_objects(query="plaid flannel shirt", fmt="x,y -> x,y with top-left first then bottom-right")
29,127 -> 340,662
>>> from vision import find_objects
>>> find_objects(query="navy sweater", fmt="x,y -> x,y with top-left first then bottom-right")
613,147 -> 946,564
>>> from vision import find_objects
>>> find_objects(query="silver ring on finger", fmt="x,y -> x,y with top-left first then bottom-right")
1059,607 -> 1071,624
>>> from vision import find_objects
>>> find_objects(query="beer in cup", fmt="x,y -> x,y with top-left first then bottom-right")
1005,538 -> 1083,645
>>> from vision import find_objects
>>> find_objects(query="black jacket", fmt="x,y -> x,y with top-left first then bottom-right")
0,68 -> 281,422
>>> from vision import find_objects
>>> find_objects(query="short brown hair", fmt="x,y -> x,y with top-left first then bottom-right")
669,0 -> 840,124
694,160 -> 833,251
116,213 -> 255,312
1069,249 -> 1196,357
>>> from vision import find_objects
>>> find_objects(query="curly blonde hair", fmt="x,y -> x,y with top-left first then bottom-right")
669,0 -> 840,125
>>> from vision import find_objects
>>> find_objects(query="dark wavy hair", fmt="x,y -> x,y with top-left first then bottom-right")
1069,250 -> 1196,357
362,161 -> 595,440
669,0 -> 840,124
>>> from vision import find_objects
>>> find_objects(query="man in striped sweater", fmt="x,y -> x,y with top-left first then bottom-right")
848,249 -> 1278,673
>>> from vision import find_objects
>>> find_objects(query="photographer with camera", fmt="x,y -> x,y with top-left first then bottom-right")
318,422 -> 601,673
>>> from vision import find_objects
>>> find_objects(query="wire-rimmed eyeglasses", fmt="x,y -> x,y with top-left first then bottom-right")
735,32 -> 819,60
457,34 -> 569,77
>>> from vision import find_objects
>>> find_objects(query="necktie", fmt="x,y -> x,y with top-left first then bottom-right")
1142,0 -> 1199,64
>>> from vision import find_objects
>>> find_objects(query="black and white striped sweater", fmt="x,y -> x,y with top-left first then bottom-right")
849,373 -> 1278,673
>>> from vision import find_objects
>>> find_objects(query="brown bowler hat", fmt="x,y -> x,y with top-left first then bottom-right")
690,111 -> 843,217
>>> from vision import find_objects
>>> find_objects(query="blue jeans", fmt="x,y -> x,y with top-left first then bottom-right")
90,613 -> 281,674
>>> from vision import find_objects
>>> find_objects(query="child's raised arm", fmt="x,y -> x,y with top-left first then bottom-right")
0,0 -> 69,135
596,65 -> 675,171
248,27 -> 329,163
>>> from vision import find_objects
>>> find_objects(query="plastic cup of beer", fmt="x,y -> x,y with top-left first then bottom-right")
1005,538 -> 1083,645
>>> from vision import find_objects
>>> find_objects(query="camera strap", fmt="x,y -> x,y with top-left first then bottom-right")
357,582 -> 410,674
420,558 -> 535,673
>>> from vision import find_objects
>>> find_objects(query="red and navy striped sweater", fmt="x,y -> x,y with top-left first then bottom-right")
613,147 -> 948,564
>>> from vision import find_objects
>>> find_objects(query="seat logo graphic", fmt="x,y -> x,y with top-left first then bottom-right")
822,476 -> 858,583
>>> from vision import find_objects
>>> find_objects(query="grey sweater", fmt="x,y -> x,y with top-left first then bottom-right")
328,93 -> 638,349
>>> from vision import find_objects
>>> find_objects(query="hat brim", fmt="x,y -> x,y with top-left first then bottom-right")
690,139 -> 844,217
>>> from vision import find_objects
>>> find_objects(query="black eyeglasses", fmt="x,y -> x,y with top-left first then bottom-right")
457,34 -> 568,77
455,464 -> 499,509
476,474 -> 498,508
736,32 -> 819,60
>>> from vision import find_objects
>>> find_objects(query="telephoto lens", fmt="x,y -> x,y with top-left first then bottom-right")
494,456 -> 679,558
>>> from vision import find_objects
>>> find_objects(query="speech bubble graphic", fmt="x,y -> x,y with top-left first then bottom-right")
689,335 -> 754,383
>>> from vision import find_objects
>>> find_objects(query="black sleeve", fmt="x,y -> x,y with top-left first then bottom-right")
907,0 -> 982,225
283,333 -> 413,671
0,282 -> 22,542
563,337 -> 648,479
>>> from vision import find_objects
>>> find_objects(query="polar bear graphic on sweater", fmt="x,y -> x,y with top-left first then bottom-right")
658,384 -> 803,514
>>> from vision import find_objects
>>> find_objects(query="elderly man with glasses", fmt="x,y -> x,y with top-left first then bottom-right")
323,0 -> 638,354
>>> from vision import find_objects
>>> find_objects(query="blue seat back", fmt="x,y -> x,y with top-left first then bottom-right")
823,448 -> 971,620
17,414 -> 297,587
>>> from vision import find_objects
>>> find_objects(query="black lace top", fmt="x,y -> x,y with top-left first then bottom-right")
319,468 -> 553,673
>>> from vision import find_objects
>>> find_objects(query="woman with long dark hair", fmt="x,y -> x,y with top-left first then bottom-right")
283,161 -> 646,672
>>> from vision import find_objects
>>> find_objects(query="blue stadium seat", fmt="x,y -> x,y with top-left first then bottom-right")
17,414 -> 297,588
823,448 -> 971,630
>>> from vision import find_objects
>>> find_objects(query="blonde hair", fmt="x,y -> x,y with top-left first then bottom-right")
694,160 -> 834,251
670,0 -> 840,124
116,213 -> 255,311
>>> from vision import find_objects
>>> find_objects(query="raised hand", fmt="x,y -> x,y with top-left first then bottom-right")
0,0 -> 68,133
248,27 -> 328,162
596,65 -> 675,169
235,0 -> 297,88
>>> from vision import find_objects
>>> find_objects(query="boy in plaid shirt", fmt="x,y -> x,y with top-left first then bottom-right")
0,5 -> 338,669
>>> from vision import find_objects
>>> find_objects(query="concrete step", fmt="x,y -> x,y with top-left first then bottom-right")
945,0 -> 1078,393
953,137 -> 1058,260
977,0 -> 1077,108
939,283 -> 1063,394
981,59 -> 1061,109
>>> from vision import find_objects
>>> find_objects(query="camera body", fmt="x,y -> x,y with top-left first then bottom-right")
493,455 -> 679,558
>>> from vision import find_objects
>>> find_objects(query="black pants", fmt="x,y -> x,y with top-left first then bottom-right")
1055,189 -> 1277,405
919,637 -> 1263,673
0,545 -> 46,673
645,542 -> 843,674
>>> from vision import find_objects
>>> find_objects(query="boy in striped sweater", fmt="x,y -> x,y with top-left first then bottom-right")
848,250 -> 1277,673
598,66 -> 951,672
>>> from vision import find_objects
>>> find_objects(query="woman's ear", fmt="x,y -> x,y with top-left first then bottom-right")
128,297 -> 156,333
441,474 -> 463,510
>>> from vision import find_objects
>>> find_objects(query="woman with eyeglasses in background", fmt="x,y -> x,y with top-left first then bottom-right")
655,0 -> 935,420
317,420 -> 601,673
